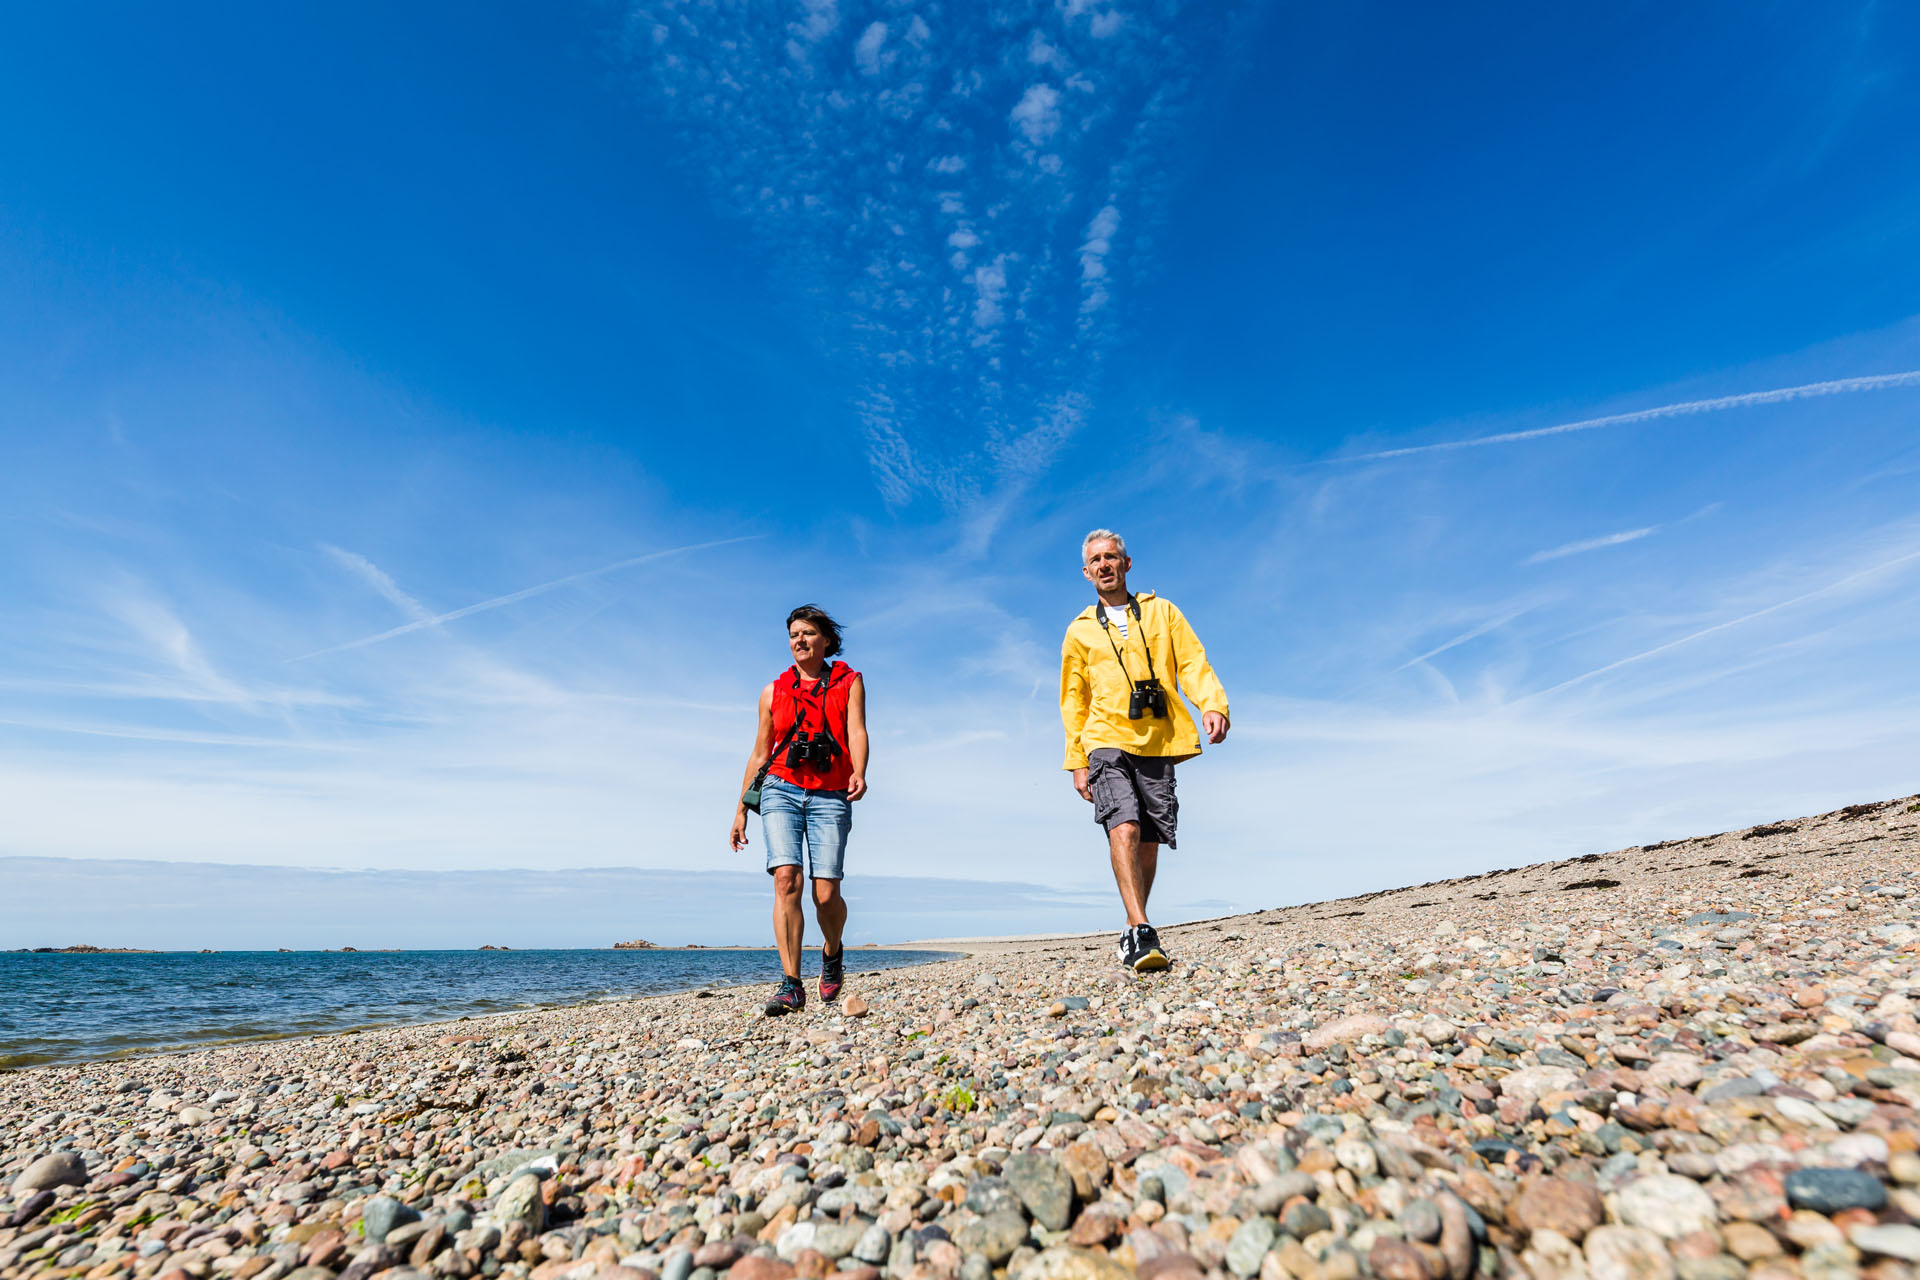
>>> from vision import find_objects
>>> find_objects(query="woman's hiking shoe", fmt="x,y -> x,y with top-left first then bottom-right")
763,975 -> 806,1016
1117,924 -> 1170,973
819,948 -> 845,1003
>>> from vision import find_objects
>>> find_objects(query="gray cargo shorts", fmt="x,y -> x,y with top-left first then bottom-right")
1087,748 -> 1178,848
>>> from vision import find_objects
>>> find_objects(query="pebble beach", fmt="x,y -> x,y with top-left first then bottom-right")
4,794 -> 1918,1280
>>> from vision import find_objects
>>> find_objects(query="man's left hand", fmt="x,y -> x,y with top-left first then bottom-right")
1202,711 -> 1230,744
847,774 -> 868,801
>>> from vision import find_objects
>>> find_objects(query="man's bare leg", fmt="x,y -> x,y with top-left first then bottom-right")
772,866 -> 805,977
812,878 -> 847,954
1108,821 -> 1161,927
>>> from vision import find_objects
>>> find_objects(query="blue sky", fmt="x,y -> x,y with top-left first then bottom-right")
3,3 -> 1919,947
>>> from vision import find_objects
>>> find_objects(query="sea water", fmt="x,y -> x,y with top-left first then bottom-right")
0,947 -> 956,1067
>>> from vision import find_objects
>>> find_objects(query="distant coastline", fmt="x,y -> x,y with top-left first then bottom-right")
7,944 -> 159,954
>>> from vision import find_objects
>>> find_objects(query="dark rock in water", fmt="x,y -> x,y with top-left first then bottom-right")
1784,1167 -> 1886,1214
361,1196 -> 421,1244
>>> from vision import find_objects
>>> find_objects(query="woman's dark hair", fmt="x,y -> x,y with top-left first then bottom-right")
786,604 -> 845,658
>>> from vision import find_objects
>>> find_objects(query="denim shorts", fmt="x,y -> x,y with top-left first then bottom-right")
761,777 -> 852,880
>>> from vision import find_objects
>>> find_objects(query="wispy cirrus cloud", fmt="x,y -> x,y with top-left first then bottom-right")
1531,538 -> 1920,700
1523,525 -> 1658,565
1340,369 -> 1920,463
293,535 -> 761,661
616,0 -> 1248,517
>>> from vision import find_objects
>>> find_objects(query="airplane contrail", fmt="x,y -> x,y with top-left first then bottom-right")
1341,370 -> 1920,463
292,535 -> 763,660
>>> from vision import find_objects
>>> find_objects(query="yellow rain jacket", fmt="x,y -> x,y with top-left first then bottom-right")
1060,590 -> 1229,770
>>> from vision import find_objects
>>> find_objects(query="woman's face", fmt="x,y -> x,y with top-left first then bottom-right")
789,620 -> 825,665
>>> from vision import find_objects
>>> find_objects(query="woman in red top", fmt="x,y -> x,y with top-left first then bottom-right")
730,605 -> 869,1015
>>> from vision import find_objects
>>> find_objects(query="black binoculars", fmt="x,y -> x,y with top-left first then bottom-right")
1128,678 -> 1169,720
786,731 -> 836,768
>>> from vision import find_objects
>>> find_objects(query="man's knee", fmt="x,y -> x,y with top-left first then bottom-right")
772,867 -> 805,899
811,877 -> 844,907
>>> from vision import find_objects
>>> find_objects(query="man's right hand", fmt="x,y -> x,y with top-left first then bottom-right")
730,810 -> 750,851
1072,767 -> 1092,803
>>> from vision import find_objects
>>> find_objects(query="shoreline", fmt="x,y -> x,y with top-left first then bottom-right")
0,950 -> 966,1073
1,792 -> 1915,1280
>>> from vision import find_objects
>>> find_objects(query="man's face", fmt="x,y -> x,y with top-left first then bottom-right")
1082,540 -> 1130,594
789,620 -> 825,665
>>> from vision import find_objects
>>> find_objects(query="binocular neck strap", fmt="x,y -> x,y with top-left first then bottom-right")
1094,594 -> 1158,689
787,662 -> 843,755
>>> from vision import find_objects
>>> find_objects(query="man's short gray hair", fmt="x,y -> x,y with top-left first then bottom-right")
1081,528 -> 1127,562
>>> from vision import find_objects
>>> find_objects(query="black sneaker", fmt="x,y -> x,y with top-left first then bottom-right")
819,948 -> 845,1003
763,975 -> 805,1016
1118,924 -> 1170,974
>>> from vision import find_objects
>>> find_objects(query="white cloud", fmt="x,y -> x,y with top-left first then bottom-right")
1009,82 -> 1062,144
617,0 -> 1244,521
1523,525 -> 1658,565
322,544 -> 432,620
791,0 -> 839,45
970,256 -> 1008,333
853,21 -> 888,75
1343,369 -> 1920,463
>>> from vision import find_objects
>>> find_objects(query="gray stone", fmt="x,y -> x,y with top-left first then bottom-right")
1280,1201 -> 1331,1240
956,1209 -> 1030,1263
1249,1172 -> 1317,1215
1399,1199 -> 1442,1245
1699,1077 -> 1765,1103
1584,1225 -> 1674,1280
966,1177 -> 1024,1218
1225,1218 -> 1276,1277
1003,1152 -> 1074,1231
812,1224 -> 865,1262
11,1152 -> 87,1194
663,1248 -> 695,1280
361,1195 -> 421,1244
495,1172 -> 547,1231
1849,1224 -> 1920,1262
1785,1167 -> 1887,1214
1682,912 -> 1753,925
853,1225 -> 892,1265
1616,1175 -> 1718,1239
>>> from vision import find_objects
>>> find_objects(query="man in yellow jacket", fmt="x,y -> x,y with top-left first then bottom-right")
1060,529 -> 1230,973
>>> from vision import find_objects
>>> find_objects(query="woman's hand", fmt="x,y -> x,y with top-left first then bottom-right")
847,774 -> 868,801
730,809 -> 750,851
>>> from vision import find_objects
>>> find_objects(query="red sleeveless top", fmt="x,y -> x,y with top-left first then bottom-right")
767,662 -> 860,791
